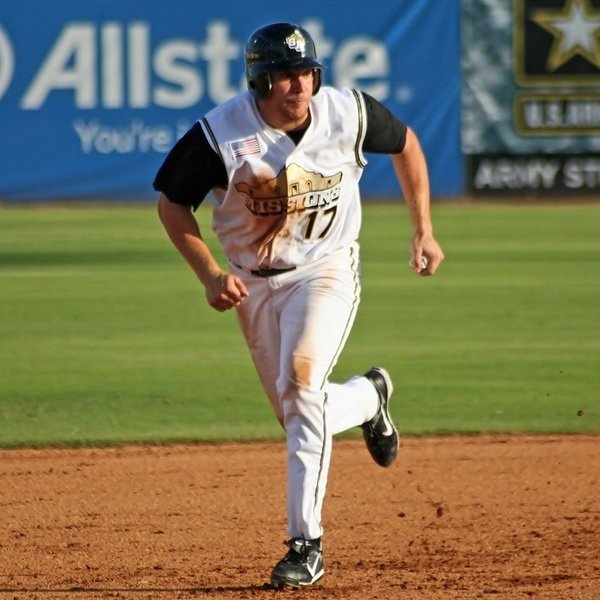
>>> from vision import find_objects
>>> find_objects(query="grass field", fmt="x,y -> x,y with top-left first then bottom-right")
0,201 -> 598,447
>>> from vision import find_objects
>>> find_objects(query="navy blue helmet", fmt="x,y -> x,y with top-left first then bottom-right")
245,23 -> 324,98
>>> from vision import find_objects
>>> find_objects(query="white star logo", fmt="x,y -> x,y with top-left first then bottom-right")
532,0 -> 600,70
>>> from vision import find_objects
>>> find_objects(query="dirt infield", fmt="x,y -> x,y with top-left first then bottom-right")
0,435 -> 598,600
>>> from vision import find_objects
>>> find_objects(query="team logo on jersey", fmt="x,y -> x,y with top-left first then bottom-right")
285,30 -> 307,54
235,163 -> 343,216
0,24 -> 15,102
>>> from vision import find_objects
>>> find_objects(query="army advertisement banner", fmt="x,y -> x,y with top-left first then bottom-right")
462,0 -> 600,196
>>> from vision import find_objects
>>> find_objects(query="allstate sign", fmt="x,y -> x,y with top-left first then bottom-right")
0,24 -> 14,101
0,1 -> 461,201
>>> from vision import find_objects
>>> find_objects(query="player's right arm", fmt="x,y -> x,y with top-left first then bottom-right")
154,123 -> 248,312
157,195 -> 248,311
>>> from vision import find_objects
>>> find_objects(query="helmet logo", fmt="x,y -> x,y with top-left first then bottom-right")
285,30 -> 306,54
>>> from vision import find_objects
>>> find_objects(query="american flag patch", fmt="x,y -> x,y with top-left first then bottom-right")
230,136 -> 261,158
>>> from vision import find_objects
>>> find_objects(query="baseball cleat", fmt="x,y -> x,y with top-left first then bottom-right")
270,537 -> 324,588
361,367 -> 399,467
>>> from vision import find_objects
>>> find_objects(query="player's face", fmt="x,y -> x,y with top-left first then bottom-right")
258,69 -> 314,132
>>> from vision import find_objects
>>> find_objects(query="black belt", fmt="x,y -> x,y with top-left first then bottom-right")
250,266 -> 297,277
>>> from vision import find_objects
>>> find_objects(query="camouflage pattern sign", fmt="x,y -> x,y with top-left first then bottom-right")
463,0 -> 600,196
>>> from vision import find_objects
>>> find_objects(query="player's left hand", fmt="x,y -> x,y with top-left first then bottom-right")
410,234 -> 445,277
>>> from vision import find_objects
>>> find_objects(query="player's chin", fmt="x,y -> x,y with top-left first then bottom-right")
285,99 -> 310,114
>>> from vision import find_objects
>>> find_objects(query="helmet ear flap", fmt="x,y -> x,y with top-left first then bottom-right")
312,69 -> 321,95
248,72 -> 272,99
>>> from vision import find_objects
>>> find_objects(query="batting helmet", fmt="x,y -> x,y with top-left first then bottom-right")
245,23 -> 324,99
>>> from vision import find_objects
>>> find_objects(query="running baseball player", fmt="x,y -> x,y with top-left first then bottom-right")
154,22 -> 444,589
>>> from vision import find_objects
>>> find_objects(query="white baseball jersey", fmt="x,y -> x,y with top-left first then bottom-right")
200,87 -> 368,271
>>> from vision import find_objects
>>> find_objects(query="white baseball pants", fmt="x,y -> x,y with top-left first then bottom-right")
233,242 -> 379,539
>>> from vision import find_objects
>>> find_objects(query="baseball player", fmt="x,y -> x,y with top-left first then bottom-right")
154,22 -> 444,588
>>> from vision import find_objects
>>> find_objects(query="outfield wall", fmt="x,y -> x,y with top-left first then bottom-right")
1,0 -> 599,202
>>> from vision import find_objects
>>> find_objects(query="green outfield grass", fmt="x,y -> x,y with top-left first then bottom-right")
0,201 -> 598,447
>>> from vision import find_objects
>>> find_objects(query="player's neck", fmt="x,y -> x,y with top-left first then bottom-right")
287,126 -> 307,145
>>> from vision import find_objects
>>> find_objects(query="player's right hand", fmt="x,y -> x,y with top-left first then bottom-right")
205,273 -> 249,312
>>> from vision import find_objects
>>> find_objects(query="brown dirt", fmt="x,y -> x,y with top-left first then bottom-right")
0,435 -> 598,600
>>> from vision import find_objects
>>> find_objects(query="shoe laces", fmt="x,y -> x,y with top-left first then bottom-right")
285,537 -> 320,560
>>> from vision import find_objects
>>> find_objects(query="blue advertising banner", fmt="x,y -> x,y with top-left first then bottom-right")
0,0 -> 461,202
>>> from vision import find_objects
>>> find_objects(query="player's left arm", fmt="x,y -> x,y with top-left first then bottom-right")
360,92 -> 444,276
390,128 -> 445,276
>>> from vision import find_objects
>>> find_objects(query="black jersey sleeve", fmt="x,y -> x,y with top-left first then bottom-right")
361,92 -> 407,154
152,121 -> 227,210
